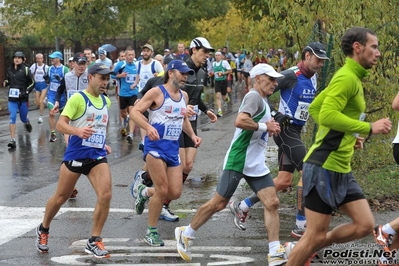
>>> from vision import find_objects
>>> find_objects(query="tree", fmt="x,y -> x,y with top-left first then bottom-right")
134,0 -> 229,50
0,0 -> 160,50
244,0 -> 399,173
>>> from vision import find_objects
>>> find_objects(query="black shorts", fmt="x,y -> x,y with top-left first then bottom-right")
393,144 -> 399,165
64,157 -> 108,176
215,80 -> 227,95
119,95 -> 137,110
179,121 -> 197,148
242,72 -> 250,78
303,163 -> 365,214
273,124 -> 305,173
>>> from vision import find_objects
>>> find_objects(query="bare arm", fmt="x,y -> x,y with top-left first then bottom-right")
393,91 -> 399,111
56,115 -> 96,138
234,112 -> 280,136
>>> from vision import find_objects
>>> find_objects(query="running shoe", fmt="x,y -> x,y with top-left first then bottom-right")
69,188 -> 78,200
217,110 -> 223,117
85,237 -> 110,258
120,127 -> 127,137
160,205 -> 179,222
229,201 -> 248,231
135,184 -> 148,214
25,121 -> 32,133
35,224 -> 49,253
285,241 -> 318,265
268,244 -> 288,266
175,226 -> 194,261
144,228 -> 164,247
7,139 -> 16,149
291,224 -> 306,239
374,225 -> 393,252
130,170 -> 145,199
377,256 -> 399,266
139,141 -> 144,151
126,134 -> 133,144
38,116 -> 43,124
49,132 -> 57,142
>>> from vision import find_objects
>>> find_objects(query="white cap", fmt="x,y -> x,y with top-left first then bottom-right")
189,37 -> 215,52
249,63 -> 284,79
68,57 -> 74,61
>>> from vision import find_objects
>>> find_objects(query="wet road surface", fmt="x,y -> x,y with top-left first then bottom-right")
0,87 -> 397,265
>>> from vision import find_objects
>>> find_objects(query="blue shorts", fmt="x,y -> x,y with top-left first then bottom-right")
35,82 -> 48,93
47,91 -> 66,110
144,150 -> 181,167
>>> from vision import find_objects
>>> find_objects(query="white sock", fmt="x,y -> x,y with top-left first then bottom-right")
382,223 -> 396,236
269,241 -> 280,255
141,187 -> 149,198
296,219 -> 306,228
240,201 -> 250,212
184,224 -> 196,238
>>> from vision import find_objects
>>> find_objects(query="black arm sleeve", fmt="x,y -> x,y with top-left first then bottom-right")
198,96 -> 208,113
56,79 -> 66,102
139,76 -> 163,99
268,68 -> 298,112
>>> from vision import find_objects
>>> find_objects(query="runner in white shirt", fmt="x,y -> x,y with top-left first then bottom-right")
30,53 -> 49,123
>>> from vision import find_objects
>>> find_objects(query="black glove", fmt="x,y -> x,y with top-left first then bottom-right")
272,111 -> 292,129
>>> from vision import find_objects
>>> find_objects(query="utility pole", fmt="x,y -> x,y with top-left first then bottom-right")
55,0 -> 59,51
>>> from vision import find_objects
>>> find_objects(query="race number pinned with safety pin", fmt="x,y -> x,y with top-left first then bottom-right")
82,129 -> 106,148
67,90 -> 79,100
9,88 -> 20,98
126,73 -> 136,83
163,120 -> 182,141
294,101 -> 310,121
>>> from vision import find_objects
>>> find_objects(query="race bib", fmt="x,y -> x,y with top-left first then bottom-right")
49,82 -> 60,92
126,74 -> 136,83
9,88 -> 19,98
294,101 -> 310,121
188,105 -> 199,121
82,129 -> 106,149
67,90 -> 79,100
163,121 -> 182,141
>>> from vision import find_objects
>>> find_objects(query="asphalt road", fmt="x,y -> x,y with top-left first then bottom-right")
0,87 -> 397,265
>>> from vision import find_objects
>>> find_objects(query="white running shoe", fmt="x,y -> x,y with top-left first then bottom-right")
268,244 -> 288,266
175,226 -> 194,261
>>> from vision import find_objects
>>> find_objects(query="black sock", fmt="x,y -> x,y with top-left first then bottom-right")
39,223 -> 49,233
89,236 -> 100,242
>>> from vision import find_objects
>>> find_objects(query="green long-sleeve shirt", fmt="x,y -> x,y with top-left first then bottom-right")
304,57 -> 372,173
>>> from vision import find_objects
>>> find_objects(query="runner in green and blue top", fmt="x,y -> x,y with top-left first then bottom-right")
35,63 -> 114,259
175,64 -> 289,266
285,27 -> 393,266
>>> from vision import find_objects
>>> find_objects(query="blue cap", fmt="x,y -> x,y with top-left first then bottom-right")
166,60 -> 194,74
49,51 -> 63,60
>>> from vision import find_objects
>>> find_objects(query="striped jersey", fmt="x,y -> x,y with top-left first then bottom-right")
145,85 -> 186,154
223,90 -> 271,176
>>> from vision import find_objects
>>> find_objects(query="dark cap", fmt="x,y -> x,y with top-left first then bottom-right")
73,52 -> 87,64
88,63 -> 115,75
304,42 -> 329,59
167,60 -> 194,74
142,43 -> 154,52
163,54 -> 179,65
